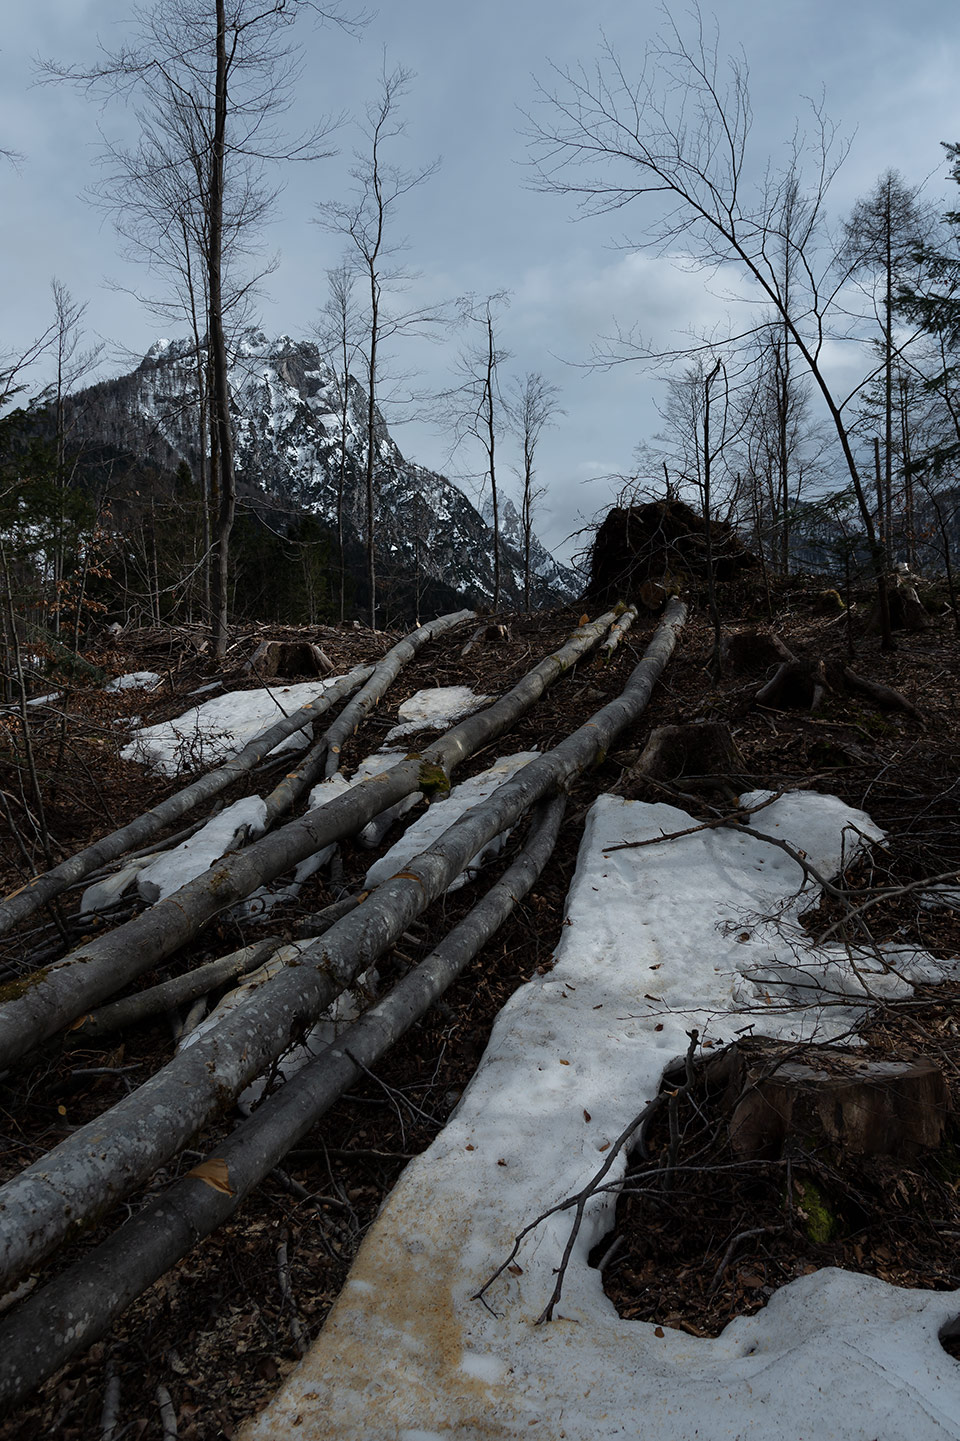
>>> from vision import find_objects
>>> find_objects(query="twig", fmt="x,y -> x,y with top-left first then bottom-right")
99,1357 -> 121,1441
155,1382 -> 177,1439
474,1032 -> 700,1324
708,1225 -> 782,1295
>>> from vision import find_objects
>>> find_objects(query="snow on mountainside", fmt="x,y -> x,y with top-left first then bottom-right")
82,330 -> 579,612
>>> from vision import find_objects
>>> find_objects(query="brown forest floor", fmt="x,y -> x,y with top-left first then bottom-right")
2,581 -> 960,1438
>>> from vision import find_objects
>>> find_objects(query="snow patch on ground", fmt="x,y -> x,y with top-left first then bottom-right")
364,752 -> 540,892
244,790 -> 960,1441
121,678 -> 347,775
105,671 -> 162,692
384,685 -> 491,742
135,797 -> 268,904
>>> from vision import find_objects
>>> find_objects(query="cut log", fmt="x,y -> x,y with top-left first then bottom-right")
0,663 -> 374,939
74,937 -> 283,1040
322,609 -> 475,779
0,599 -> 687,1296
461,622 -> 511,657
0,609 -> 622,1066
0,797 -> 566,1407
599,605 -> 638,662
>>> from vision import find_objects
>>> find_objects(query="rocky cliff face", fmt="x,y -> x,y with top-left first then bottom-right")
76,330 -> 579,612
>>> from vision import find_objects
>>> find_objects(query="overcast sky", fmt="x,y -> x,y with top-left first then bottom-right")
2,0 -> 959,563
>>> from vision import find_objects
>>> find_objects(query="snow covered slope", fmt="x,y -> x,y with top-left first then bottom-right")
72,330 -> 579,611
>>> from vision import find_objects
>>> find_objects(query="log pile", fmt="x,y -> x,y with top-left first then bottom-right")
0,597 -> 690,1406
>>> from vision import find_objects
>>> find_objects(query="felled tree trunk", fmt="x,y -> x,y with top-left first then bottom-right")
0,609 -> 622,1066
0,600 -> 687,1298
0,664 -> 374,939
0,797 -> 566,1406
263,608 -> 474,822
321,609 -> 474,778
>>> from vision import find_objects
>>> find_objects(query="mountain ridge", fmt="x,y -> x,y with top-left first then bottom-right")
71,329 -> 579,619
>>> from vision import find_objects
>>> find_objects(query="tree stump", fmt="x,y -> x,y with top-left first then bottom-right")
708,1041 -> 949,1162
245,640 -> 334,679
720,628 -> 795,674
755,657 -> 828,710
633,721 -> 744,785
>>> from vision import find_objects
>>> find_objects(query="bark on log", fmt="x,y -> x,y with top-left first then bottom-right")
0,664 -> 374,939
74,938 -> 283,1041
0,609 -> 621,1067
0,599 -> 686,1295
321,609 -> 475,779
263,609 -> 474,820
0,797 -> 565,1407
716,1042 -> 949,1161
599,605 -> 638,663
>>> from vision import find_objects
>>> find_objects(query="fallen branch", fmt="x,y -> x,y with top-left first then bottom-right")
474,1030 -> 700,1322
73,937 -> 283,1041
0,796 -> 566,1404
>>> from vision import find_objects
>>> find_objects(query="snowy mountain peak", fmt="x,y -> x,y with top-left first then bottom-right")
78,332 -> 579,616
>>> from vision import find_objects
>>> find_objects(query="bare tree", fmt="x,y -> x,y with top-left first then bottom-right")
441,293 -> 512,609
843,170 -> 928,562
43,0 -> 358,656
529,7 -> 897,644
506,371 -> 562,610
315,263 -> 364,621
317,61 -> 441,630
